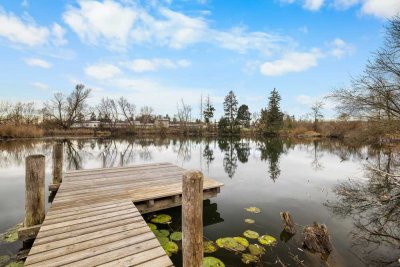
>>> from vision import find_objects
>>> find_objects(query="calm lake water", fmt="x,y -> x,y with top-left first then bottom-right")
0,137 -> 398,266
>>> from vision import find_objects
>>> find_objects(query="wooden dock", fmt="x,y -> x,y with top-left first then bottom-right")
23,162 -> 223,266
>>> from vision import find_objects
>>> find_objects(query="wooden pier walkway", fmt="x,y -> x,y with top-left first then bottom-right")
23,162 -> 223,267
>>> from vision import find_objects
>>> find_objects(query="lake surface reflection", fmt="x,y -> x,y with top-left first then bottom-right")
0,137 -> 398,266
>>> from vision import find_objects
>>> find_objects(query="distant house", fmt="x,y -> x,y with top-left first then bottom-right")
71,121 -> 100,128
154,118 -> 170,128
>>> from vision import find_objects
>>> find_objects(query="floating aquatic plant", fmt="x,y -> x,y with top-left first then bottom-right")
244,219 -> 255,224
203,256 -> 225,267
157,236 -> 169,246
244,207 -> 261,214
243,230 -> 259,239
248,244 -> 265,256
258,235 -> 277,246
216,237 -> 246,252
0,223 -> 21,243
147,223 -> 157,231
151,214 -> 172,224
162,241 -> 179,256
153,229 -> 170,238
170,231 -> 182,241
0,255 -> 10,265
204,241 -> 218,253
241,253 -> 259,264
5,261 -> 24,267
233,237 -> 249,248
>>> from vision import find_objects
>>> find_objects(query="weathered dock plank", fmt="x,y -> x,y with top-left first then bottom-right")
24,162 -> 223,266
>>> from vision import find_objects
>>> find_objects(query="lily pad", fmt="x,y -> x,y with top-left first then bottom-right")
0,223 -> 22,243
233,237 -> 249,248
5,261 -> 24,267
203,256 -> 225,267
244,219 -> 255,224
162,241 -> 179,256
151,214 -> 172,224
241,254 -> 259,264
248,244 -> 265,256
157,236 -> 170,246
170,231 -> 182,241
147,223 -> 157,231
216,237 -> 246,252
204,241 -> 218,253
243,230 -> 259,239
258,234 -> 277,246
0,255 -> 11,265
244,207 -> 261,214
153,229 -> 170,238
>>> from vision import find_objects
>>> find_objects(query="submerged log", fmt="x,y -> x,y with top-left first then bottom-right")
302,222 -> 333,256
280,211 -> 296,235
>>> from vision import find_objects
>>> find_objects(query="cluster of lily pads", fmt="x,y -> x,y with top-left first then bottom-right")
149,206 -> 277,266
147,214 -> 182,256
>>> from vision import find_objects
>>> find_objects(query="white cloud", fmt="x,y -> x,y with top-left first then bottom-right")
260,49 -> 322,76
122,58 -> 191,72
361,0 -> 400,19
85,63 -> 122,80
31,82 -> 49,90
329,38 -> 354,58
62,0 -> 290,54
63,0 -> 137,49
333,0 -> 360,9
25,58 -> 52,68
303,0 -> 324,10
21,0 -> 29,8
282,0 -> 400,18
51,23 -> 67,46
0,7 -> 49,46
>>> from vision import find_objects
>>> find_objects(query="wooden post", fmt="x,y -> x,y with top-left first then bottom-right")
182,170 -> 203,267
24,155 -> 45,227
52,143 -> 63,185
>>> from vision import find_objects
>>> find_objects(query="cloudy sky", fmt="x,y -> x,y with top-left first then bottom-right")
0,0 -> 399,119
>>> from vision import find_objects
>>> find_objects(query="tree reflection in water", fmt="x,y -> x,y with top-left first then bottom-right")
203,139 -> 215,171
218,138 -> 238,178
326,148 -> 400,266
258,138 -> 285,182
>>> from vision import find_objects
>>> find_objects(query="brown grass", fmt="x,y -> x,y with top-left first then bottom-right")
0,124 -> 43,138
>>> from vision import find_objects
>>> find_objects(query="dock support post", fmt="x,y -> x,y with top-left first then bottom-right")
52,143 -> 63,185
182,170 -> 203,267
24,155 -> 45,228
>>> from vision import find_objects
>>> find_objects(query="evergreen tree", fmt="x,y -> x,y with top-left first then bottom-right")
223,90 -> 238,133
261,88 -> 283,135
237,104 -> 251,128
203,95 -> 215,124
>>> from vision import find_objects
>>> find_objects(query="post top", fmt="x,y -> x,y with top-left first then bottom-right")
183,170 -> 204,181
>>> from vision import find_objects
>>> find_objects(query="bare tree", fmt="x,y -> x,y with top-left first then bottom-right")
177,99 -> 192,133
330,16 -> 400,123
44,84 -> 91,129
117,97 -> 135,125
309,99 -> 324,131
97,97 -> 119,128
140,106 -> 154,125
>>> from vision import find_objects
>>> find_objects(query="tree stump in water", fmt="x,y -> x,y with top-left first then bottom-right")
280,211 -> 296,234
302,222 -> 333,256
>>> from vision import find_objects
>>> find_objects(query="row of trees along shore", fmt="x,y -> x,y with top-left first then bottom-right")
1,16 -> 400,142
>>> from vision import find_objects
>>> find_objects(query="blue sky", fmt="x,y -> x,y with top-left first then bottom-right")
0,0 -> 399,119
